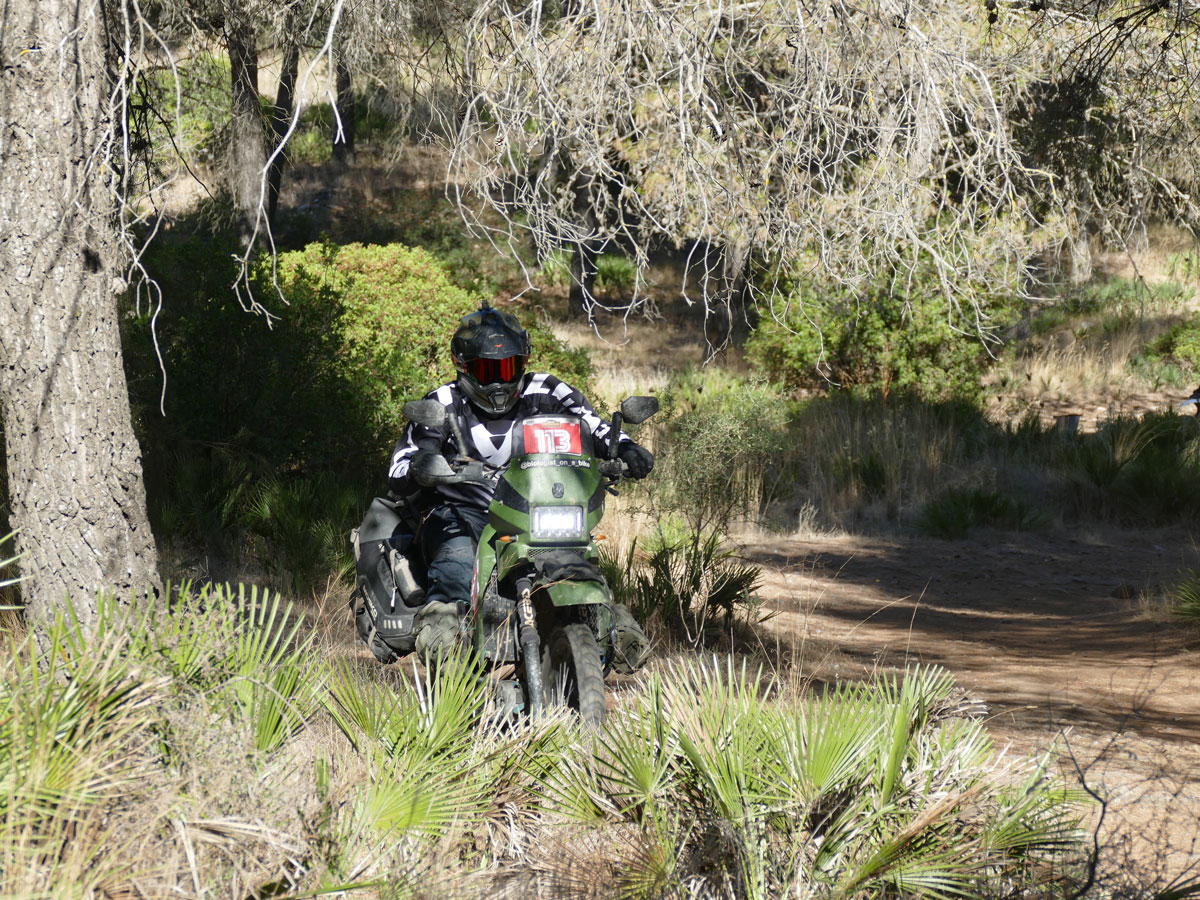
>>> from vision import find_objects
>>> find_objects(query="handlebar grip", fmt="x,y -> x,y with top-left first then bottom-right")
598,459 -> 627,477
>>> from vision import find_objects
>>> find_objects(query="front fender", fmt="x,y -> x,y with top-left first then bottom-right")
538,578 -> 612,608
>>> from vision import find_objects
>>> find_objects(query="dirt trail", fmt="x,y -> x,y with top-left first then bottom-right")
745,528 -> 1200,887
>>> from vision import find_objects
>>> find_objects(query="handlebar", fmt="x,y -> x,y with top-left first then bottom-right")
598,458 -> 628,478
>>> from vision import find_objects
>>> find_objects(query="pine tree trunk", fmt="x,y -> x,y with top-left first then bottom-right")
227,17 -> 267,241
0,0 -> 162,632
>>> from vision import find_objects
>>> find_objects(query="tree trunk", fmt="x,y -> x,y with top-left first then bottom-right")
567,161 -> 600,321
333,51 -> 357,168
707,239 -> 751,346
0,0 -> 162,633
568,241 -> 598,321
268,37 -> 301,224
226,17 -> 267,242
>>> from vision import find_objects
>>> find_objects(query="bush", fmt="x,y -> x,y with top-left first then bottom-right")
919,488 -> 1048,539
0,594 -> 1092,897
601,529 -> 764,646
653,370 -> 792,534
140,53 -> 232,169
537,249 -> 638,298
1141,318 -> 1200,375
1060,412 -> 1200,525
271,241 -> 591,441
124,234 -> 590,585
1169,570 -> 1200,624
748,264 -> 1014,401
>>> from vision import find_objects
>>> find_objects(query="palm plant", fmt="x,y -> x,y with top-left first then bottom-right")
533,659 -> 1089,899
0,612 -> 167,897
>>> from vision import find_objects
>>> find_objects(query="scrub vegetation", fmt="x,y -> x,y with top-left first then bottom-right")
0,555 -> 1090,898
7,1 -> 1200,896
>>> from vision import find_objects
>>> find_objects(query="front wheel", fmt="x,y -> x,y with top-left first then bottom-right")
542,623 -> 606,727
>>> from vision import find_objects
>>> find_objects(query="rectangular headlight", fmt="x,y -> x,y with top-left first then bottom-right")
531,506 -> 585,540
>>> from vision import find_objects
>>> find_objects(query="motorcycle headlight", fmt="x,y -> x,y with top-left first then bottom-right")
531,505 -> 585,540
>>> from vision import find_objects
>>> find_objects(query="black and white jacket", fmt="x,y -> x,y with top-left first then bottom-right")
388,374 -> 627,512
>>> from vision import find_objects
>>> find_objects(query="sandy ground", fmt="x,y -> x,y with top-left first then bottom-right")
742,527 -> 1200,893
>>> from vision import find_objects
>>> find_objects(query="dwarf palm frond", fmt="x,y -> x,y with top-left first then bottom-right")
592,680 -> 679,818
0,615 -> 167,896
663,657 -> 775,828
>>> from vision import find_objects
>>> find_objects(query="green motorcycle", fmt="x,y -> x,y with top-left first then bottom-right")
403,395 -> 658,726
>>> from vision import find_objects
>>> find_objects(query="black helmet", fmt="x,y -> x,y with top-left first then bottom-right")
451,302 -> 532,415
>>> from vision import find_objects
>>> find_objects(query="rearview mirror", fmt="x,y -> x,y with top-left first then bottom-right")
620,395 -> 659,425
403,400 -> 448,430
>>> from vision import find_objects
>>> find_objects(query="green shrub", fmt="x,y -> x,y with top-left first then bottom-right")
536,249 -> 638,298
1056,412 -> 1200,525
271,241 -> 590,441
1169,570 -> 1200,624
919,488 -> 1048,539
653,370 -> 792,534
748,264 -> 1014,401
0,588 -> 1091,896
594,252 -> 637,295
284,99 -> 398,166
1168,250 -> 1200,286
124,234 -> 590,583
603,530 -> 764,645
141,53 -> 231,168
1141,318 -> 1200,374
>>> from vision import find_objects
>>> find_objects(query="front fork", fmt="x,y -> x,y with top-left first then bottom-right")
515,576 -> 544,717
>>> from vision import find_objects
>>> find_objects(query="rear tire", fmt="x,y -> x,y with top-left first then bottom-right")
542,623 -> 606,727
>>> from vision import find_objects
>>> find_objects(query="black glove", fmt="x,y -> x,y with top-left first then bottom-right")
411,449 -> 454,486
617,442 -> 654,479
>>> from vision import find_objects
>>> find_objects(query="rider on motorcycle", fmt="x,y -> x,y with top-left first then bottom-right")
388,301 -> 655,664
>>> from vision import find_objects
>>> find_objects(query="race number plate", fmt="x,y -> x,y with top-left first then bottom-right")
523,419 -> 582,455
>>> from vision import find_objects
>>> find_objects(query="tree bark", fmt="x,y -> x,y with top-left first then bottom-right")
226,16 -> 267,241
568,241 -> 598,321
332,50 -> 356,168
268,36 -> 301,224
0,0 -> 162,632
567,159 -> 600,321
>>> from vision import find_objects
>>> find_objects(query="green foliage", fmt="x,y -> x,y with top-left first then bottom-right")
758,388 -> 1200,534
1061,413 -> 1200,524
271,240 -> 591,443
124,232 -> 589,588
0,618 -> 165,894
537,249 -> 638,297
244,474 -> 361,593
1141,318 -> 1200,374
604,530 -> 764,646
0,587 -> 1091,896
1170,571 -> 1200,624
748,265 -> 1013,401
1168,251 -> 1200,286
120,583 -> 325,753
919,488 -> 1049,539
141,53 -> 231,168
543,660 -> 1090,899
594,252 -> 638,295
654,370 -> 792,534
283,99 -> 398,166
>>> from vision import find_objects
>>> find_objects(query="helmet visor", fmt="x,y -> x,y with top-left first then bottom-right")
465,354 -> 527,385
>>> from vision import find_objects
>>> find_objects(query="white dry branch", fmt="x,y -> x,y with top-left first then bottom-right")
449,0 -> 1061,334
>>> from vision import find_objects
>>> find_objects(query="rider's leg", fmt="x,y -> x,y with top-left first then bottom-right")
414,505 -> 487,659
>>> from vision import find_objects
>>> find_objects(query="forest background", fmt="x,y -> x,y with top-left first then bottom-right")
4,0 -> 1200,897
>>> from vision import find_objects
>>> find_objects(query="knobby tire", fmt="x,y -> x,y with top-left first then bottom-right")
542,623 -> 606,727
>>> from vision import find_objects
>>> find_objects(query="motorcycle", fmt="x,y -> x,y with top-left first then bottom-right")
350,394 -> 659,725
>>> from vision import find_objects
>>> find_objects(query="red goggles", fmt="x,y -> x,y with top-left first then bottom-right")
465,355 -> 527,385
